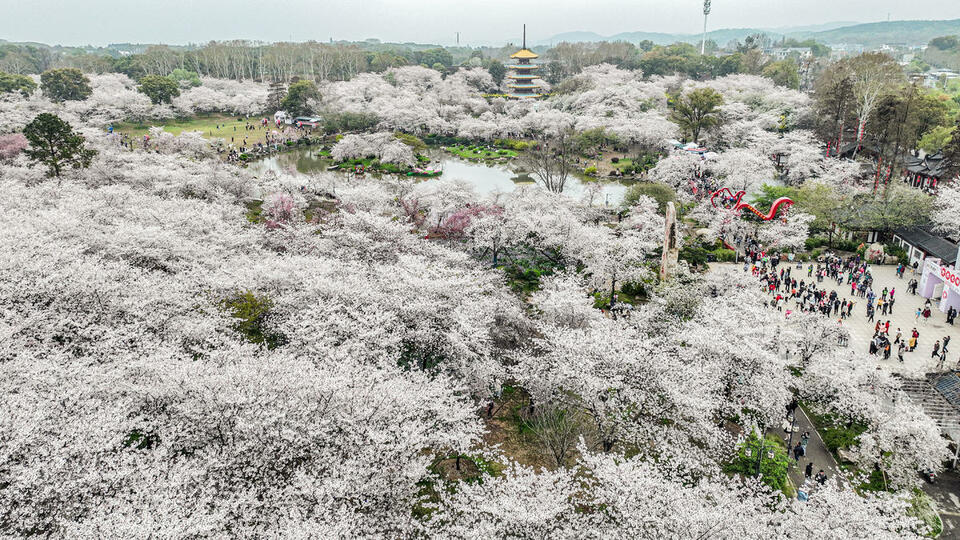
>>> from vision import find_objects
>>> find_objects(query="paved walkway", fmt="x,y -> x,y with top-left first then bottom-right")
807,263 -> 960,378
923,468 -> 960,539
781,405 -> 844,496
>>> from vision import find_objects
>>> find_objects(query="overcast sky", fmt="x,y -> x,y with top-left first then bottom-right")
2,0 -> 958,47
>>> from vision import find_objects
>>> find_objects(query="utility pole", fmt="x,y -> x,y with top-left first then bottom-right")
456,32 -> 460,46
701,0 -> 712,55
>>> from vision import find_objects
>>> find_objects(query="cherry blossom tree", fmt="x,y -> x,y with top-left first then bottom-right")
331,132 -> 416,167
0,132 -> 28,159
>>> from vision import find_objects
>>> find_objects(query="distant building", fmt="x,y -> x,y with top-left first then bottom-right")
765,47 -> 812,61
506,25 -> 542,99
924,69 -> 960,88
829,43 -> 865,60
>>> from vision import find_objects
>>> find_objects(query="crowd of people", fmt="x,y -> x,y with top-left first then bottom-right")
107,116 -> 321,163
746,251 -> 960,371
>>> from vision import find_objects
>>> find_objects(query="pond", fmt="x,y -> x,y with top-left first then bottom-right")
247,148 -> 634,205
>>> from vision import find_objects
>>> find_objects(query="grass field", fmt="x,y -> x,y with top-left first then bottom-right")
445,144 -> 517,161
113,113 -> 277,145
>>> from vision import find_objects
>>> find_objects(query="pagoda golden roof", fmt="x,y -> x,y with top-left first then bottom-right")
510,49 -> 539,59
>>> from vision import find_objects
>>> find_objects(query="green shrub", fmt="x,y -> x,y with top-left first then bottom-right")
394,132 -> 426,152
680,245 -> 710,267
622,182 -> 676,213
500,256 -> 563,294
244,200 -> 263,223
834,239 -> 860,252
620,280 -> 646,299
221,291 -> 287,349
804,406 -> 868,457
584,166 -> 598,176
804,237 -> 826,250
724,431 -> 791,494
494,138 -> 529,151
713,248 -> 737,262
884,243 -> 909,265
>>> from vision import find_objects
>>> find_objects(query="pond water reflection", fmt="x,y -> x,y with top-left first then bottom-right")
248,148 -> 633,205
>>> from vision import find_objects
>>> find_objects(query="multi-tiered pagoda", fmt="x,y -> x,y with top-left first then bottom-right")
507,25 -> 542,99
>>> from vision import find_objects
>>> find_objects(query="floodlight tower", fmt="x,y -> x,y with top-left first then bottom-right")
701,0 -> 712,55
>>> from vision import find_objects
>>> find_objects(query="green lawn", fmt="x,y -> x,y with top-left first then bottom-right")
446,145 -> 517,160
113,113 -> 276,145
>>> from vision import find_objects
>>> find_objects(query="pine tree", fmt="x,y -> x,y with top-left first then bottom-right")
267,81 -> 287,112
22,113 -> 97,178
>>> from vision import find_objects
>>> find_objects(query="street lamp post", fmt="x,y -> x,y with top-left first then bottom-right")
756,428 -> 767,476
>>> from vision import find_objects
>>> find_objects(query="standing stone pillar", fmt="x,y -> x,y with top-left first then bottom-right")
660,202 -> 679,282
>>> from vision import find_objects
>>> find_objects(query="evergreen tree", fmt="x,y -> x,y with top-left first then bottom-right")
137,75 -> 181,104
0,71 -> 37,96
22,113 -> 97,178
487,61 -> 505,86
39,68 -> 92,102
280,80 -> 320,117
267,81 -> 287,112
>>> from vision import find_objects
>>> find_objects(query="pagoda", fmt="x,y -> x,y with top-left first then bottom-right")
507,25 -> 542,99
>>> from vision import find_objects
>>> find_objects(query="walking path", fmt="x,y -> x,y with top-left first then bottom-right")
782,405 -> 843,495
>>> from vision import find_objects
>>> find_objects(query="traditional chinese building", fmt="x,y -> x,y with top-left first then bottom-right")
507,25 -> 542,99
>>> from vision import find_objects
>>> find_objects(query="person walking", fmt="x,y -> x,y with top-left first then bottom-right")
894,328 -> 902,344
805,461 -> 814,479
932,340 -> 941,358
923,307 -> 932,325
898,342 -> 906,362
793,442 -> 805,462
815,470 -> 828,485
916,307 -> 923,321
884,320 -> 890,334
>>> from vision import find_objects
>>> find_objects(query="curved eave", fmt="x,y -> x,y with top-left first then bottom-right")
508,84 -> 542,89
506,65 -> 539,70
510,49 -> 539,59
507,93 -> 542,99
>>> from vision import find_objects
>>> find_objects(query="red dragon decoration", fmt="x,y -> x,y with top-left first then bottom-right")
710,188 -> 793,221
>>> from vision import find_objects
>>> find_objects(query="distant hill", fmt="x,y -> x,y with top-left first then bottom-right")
540,31 -> 607,45
762,22 -> 860,34
539,18 -> 960,48
798,19 -> 960,46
